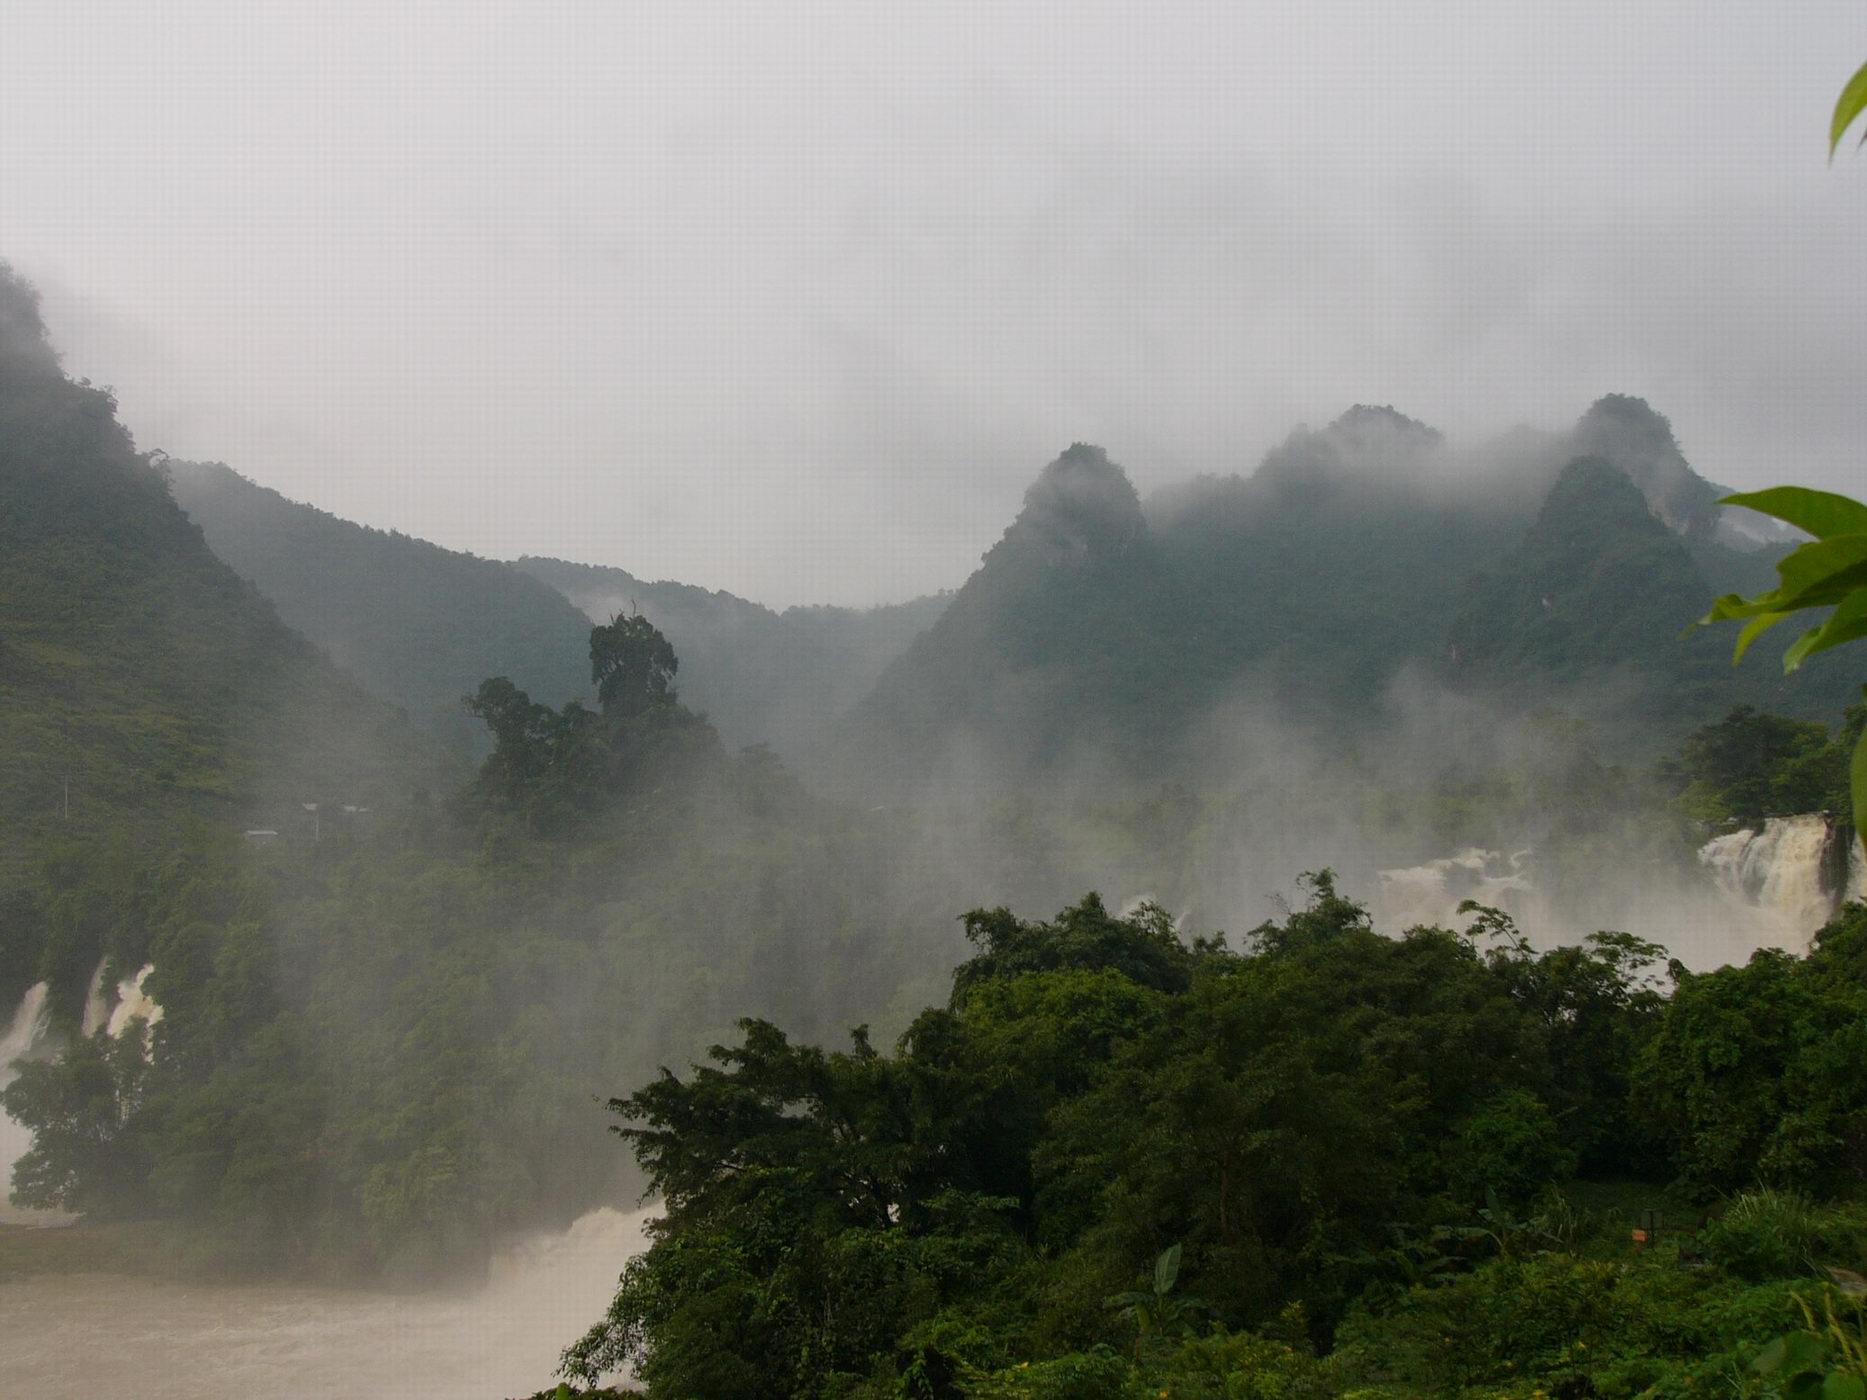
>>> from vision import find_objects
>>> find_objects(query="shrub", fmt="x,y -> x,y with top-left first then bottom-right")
1702,1190 -> 1821,1282
1700,1190 -> 1867,1284
1448,1090 -> 1578,1208
965,1346 -> 1141,1400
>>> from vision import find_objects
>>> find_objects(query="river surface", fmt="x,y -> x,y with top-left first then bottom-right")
0,1206 -> 651,1399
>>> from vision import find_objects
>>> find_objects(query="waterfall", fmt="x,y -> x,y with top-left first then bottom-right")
1,982 -> 52,1223
80,960 -> 110,1037
1697,813 -> 1840,952
104,964 -> 162,1040
1377,848 -> 1543,935
0,964 -> 160,1226
0,981 -> 50,1076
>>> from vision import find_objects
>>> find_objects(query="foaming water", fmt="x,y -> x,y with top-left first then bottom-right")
1377,816 -> 1856,969
0,1205 -> 654,1399
103,963 -> 163,1040
1376,848 -> 1547,935
80,961 -> 109,1037
1698,814 -> 1840,954
0,982 -> 53,1225
5,964 -> 164,1226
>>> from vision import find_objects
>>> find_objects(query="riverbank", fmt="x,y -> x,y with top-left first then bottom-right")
0,1207 -> 650,1399
0,1219 -> 187,1284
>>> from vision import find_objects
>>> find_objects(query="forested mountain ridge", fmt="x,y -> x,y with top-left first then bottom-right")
836,400 -> 1861,796
515,554 -> 948,764
0,264 -> 448,1013
1444,454 -> 1856,727
167,460 -> 595,751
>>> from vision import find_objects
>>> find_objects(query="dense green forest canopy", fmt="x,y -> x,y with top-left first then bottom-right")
562,887 -> 1867,1400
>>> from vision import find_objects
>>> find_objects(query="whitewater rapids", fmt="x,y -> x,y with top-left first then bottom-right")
1376,813 -> 1864,966
0,1205 -> 653,1399
0,982 -> 50,1225
1697,813 -> 1841,951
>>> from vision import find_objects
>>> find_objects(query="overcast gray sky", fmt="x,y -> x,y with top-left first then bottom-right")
5,0 -> 1867,606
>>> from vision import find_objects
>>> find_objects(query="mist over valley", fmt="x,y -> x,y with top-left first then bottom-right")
7,5 -> 1867,1397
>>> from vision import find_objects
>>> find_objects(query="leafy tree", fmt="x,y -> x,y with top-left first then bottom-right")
590,611 -> 678,719
564,886 -> 1682,1396
1660,704 -> 1841,823
1636,903 -> 1867,1196
4,1025 -> 152,1215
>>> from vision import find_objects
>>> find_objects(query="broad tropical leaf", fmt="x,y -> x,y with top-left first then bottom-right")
1834,59 -> 1867,158
1771,535 -> 1867,612
1154,1242 -> 1182,1296
1734,610 -> 1792,663
1694,532 -> 1867,633
1783,592 -> 1867,672
1721,486 -> 1867,540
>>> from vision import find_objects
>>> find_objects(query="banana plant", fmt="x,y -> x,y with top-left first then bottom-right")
1104,1244 -> 1217,1350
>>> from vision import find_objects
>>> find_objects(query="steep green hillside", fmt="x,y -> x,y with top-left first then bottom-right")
839,404 -> 1862,796
1447,456 -> 1861,732
167,460 -> 594,750
839,422 -> 1525,792
839,444 -> 1199,790
515,555 -> 946,762
0,264 -> 441,942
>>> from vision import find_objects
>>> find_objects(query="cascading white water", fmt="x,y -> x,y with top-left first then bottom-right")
80,960 -> 110,1037
0,981 -> 49,1072
104,963 -> 162,1040
1377,848 -> 1544,935
1697,813 -> 1840,953
3,963 -> 159,1226
1,981 -> 53,1225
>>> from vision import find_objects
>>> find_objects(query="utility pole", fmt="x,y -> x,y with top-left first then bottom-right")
303,802 -> 320,844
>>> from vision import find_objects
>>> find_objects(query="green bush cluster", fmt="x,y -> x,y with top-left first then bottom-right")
553,881 -> 1867,1397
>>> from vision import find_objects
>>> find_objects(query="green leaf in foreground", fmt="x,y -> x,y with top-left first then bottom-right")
1693,530 -> 1867,636
1722,486 -> 1867,541
1734,610 -> 1791,662
1784,592 -> 1867,673
1834,59 -> 1867,159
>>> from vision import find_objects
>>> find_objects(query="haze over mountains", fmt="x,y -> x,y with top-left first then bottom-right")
509,557 -> 948,766
0,270 -> 437,889
159,460 -> 951,765
151,385 -> 1861,800
7,246 -> 1867,1400
834,399 -> 1854,796
166,460 -> 596,754
5,249 -> 1854,893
